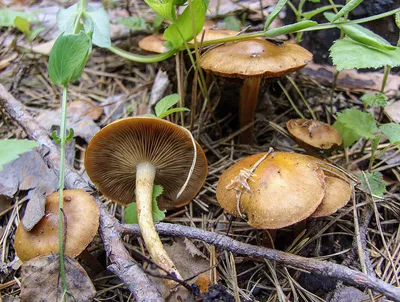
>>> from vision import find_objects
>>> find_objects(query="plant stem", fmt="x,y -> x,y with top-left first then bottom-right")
135,162 -> 182,287
58,85 -> 68,296
108,46 -> 176,63
278,80 -> 305,119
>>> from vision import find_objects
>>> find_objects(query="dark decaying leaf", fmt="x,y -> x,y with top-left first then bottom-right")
21,185 -> 48,231
20,254 -> 96,302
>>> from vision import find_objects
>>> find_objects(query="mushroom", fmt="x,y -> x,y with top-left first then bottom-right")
216,151 -> 325,229
199,39 -> 312,144
84,116 -> 208,284
287,119 -> 343,150
138,34 -> 169,53
15,189 -> 99,262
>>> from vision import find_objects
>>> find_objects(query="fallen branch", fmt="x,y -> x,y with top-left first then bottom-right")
120,223 -> 400,301
2,84 -> 400,301
0,84 -> 163,302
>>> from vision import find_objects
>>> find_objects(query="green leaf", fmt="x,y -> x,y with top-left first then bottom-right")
163,0 -> 208,49
125,185 -> 166,224
0,9 -> 36,27
333,109 -> 378,147
65,128 -> 75,142
144,0 -> 176,21
153,13 -> 164,33
379,123 -> 400,147
155,93 -> 181,117
331,0 -> 362,23
359,172 -> 387,198
52,130 -> 61,144
158,107 -> 189,119
56,3 -> 78,34
0,139 -> 39,170
117,16 -> 147,30
264,20 -> 317,37
360,92 -> 387,108
14,16 -> 30,35
223,16 -> 241,31
340,24 -> 396,51
302,5 -> 344,20
83,5 -> 111,48
396,12 -> 400,29
329,38 -> 400,71
48,32 -> 91,86
333,120 -> 361,147
264,0 -> 287,31
27,26 -> 45,41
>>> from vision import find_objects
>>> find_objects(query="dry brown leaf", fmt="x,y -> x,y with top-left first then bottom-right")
20,254 -> 96,302
36,100 -> 103,143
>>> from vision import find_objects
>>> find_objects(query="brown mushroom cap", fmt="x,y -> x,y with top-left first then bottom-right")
310,175 -> 352,217
15,190 -> 99,262
84,117 -> 208,209
138,34 -> 169,53
216,152 -> 326,229
199,39 -> 312,79
287,119 -> 343,150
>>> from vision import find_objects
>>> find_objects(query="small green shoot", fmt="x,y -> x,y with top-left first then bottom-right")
125,185 -> 166,224
0,9 -> 36,27
223,16 -> 241,31
361,92 -> 388,108
0,139 -> 39,171
330,0 -> 362,23
264,0 -> 287,31
146,94 -> 189,119
117,16 -> 147,31
359,172 -> 387,198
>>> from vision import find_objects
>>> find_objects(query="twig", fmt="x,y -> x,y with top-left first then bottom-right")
119,223 -> 400,302
0,84 -> 163,302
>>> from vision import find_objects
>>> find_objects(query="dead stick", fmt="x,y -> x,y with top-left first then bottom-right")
118,223 -> 400,301
0,84 -> 163,302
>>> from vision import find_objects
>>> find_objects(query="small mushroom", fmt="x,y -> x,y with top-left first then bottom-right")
200,39 -> 312,144
216,152 -> 325,229
15,190 -> 99,262
287,119 -> 343,150
138,34 -> 169,53
84,117 -> 208,284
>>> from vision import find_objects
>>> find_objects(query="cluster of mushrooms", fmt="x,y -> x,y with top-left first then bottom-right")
15,25 -> 352,293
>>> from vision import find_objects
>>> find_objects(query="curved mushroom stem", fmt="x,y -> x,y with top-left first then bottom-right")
239,77 -> 261,144
136,162 -> 182,287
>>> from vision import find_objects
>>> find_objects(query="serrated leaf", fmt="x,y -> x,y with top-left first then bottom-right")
144,0 -> 176,21
330,38 -> 400,71
331,0 -> 362,23
155,93 -> 180,117
0,139 -> 39,171
163,0 -> 207,49
223,16 -> 241,31
340,24 -> 396,51
264,0 -> 287,31
83,5 -> 111,48
379,123 -> 400,147
48,32 -> 91,86
359,172 -> 387,198
360,92 -> 388,108
14,16 -> 30,35
117,16 -> 147,30
125,185 -> 166,224
333,120 -> 361,147
0,9 -> 36,27
56,3 -> 78,34
333,109 -> 378,146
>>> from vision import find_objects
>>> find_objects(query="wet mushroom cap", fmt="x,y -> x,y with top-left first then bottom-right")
84,117 -> 208,208
15,190 -> 99,262
216,152 -> 326,229
199,39 -> 312,79
311,175 -> 352,217
287,119 -> 343,149
138,34 -> 169,53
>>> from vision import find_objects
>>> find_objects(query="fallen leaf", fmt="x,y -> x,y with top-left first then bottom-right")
20,254 -> 96,302
385,101 -> 400,124
21,185 -> 47,231
36,100 -> 103,143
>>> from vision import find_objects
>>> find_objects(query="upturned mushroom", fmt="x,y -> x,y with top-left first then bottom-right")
216,151 -> 325,229
199,39 -> 312,144
287,119 -> 343,150
84,117 -> 208,284
15,190 -> 99,262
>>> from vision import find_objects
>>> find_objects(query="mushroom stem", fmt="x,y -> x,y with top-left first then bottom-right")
239,77 -> 261,144
135,162 -> 182,287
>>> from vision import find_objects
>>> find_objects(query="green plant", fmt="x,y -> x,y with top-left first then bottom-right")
0,139 -> 38,170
